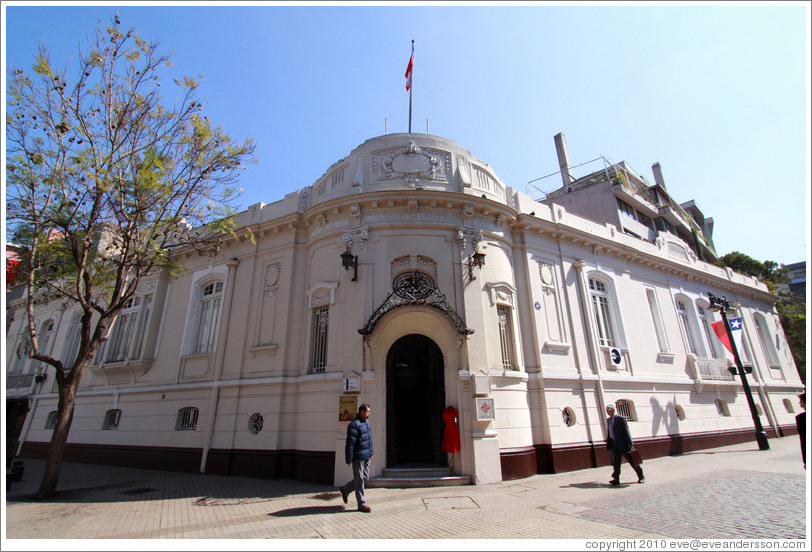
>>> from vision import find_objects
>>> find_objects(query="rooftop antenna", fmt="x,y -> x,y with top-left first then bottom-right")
385,118 -> 388,134
426,118 -> 429,134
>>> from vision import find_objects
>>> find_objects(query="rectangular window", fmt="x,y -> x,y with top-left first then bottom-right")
497,305 -> 516,370
102,409 -> 121,430
636,210 -> 654,230
646,289 -> 669,353
309,306 -> 329,373
617,198 -> 635,219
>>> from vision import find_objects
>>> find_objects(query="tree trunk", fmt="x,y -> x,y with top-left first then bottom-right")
33,373 -> 79,500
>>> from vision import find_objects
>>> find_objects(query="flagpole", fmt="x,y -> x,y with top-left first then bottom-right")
408,39 -> 414,133
708,292 -> 770,450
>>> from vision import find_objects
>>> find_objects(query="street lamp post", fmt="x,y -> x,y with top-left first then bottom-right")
707,292 -> 770,450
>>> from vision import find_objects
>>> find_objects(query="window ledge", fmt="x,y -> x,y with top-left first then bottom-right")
656,352 -> 676,363
249,343 -> 279,358
543,341 -> 571,354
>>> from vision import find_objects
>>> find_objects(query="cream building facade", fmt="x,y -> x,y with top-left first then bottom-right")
6,132 -> 804,486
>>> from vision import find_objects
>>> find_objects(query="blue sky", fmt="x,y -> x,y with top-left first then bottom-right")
3,2 -> 809,265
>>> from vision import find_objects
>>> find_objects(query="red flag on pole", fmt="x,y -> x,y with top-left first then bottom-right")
711,320 -> 734,355
405,42 -> 414,91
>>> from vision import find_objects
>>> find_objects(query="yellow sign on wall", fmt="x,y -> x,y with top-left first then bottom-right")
339,395 -> 357,421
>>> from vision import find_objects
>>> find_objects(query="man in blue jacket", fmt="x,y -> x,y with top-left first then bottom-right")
340,403 -> 374,512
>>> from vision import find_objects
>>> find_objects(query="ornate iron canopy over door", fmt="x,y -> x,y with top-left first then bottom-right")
358,271 -> 474,335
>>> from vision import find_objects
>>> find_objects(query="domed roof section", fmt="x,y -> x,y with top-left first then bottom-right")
308,133 -> 510,206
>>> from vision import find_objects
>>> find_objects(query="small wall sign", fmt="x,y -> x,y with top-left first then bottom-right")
339,395 -> 357,421
475,397 -> 495,421
343,376 -> 360,392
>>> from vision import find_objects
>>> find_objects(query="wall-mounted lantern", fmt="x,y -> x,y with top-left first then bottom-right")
340,246 -> 358,281
468,250 -> 486,280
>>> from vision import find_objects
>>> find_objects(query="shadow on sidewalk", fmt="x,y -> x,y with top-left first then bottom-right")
269,505 -> 347,517
5,458 -> 333,506
558,482 -> 606,489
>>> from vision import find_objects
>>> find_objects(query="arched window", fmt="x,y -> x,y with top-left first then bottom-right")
102,409 -> 122,430
615,399 -> 636,421
45,410 -> 59,429
588,276 -> 624,348
193,281 -> 224,354
715,399 -> 730,417
10,336 -> 30,376
106,297 -> 141,362
675,298 -> 700,355
753,314 -> 780,367
696,304 -> 722,358
61,311 -> 82,368
496,305 -> 516,370
562,407 -> 577,427
175,407 -> 199,431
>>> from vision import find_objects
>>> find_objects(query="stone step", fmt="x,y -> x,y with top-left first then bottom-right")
369,466 -> 471,488
368,475 -> 471,488
382,466 -> 452,478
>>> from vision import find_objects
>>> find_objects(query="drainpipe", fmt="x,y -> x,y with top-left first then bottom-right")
200,258 -> 240,474
571,259 -> 609,437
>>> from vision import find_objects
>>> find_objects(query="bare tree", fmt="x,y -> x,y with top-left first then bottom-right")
6,14 -> 255,499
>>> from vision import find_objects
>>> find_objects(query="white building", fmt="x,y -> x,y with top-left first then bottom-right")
6,132 -> 804,486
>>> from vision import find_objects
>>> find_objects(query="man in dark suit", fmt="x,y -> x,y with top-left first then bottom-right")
796,392 -> 805,470
605,404 -> 644,486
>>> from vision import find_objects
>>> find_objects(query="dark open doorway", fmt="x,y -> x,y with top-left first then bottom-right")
386,334 -> 446,467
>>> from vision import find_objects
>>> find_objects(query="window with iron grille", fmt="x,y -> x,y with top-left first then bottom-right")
176,407 -> 199,430
248,413 -> 264,435
102,409 -> 122,430
45,410 -> 58,429
193,282 -> 223,354
309,306 -> 329,373
589,278 -> 616,347
615,399 -> 635,421
497,305 -> 516,370
562,407 -> 576,427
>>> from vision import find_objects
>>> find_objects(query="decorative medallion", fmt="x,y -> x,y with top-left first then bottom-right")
373,141 -> 450,188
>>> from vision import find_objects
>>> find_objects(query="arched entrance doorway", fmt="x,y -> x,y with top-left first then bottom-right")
386,334 -> 446,467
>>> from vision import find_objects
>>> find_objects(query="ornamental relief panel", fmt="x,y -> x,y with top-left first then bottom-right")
264,263 -> 281,297
372,141 -> 451,188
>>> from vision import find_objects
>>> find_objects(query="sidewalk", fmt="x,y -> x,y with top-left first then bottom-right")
3,435 -> 808,544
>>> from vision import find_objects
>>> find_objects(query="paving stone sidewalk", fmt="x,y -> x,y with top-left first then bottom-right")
3,435 -> 808,545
